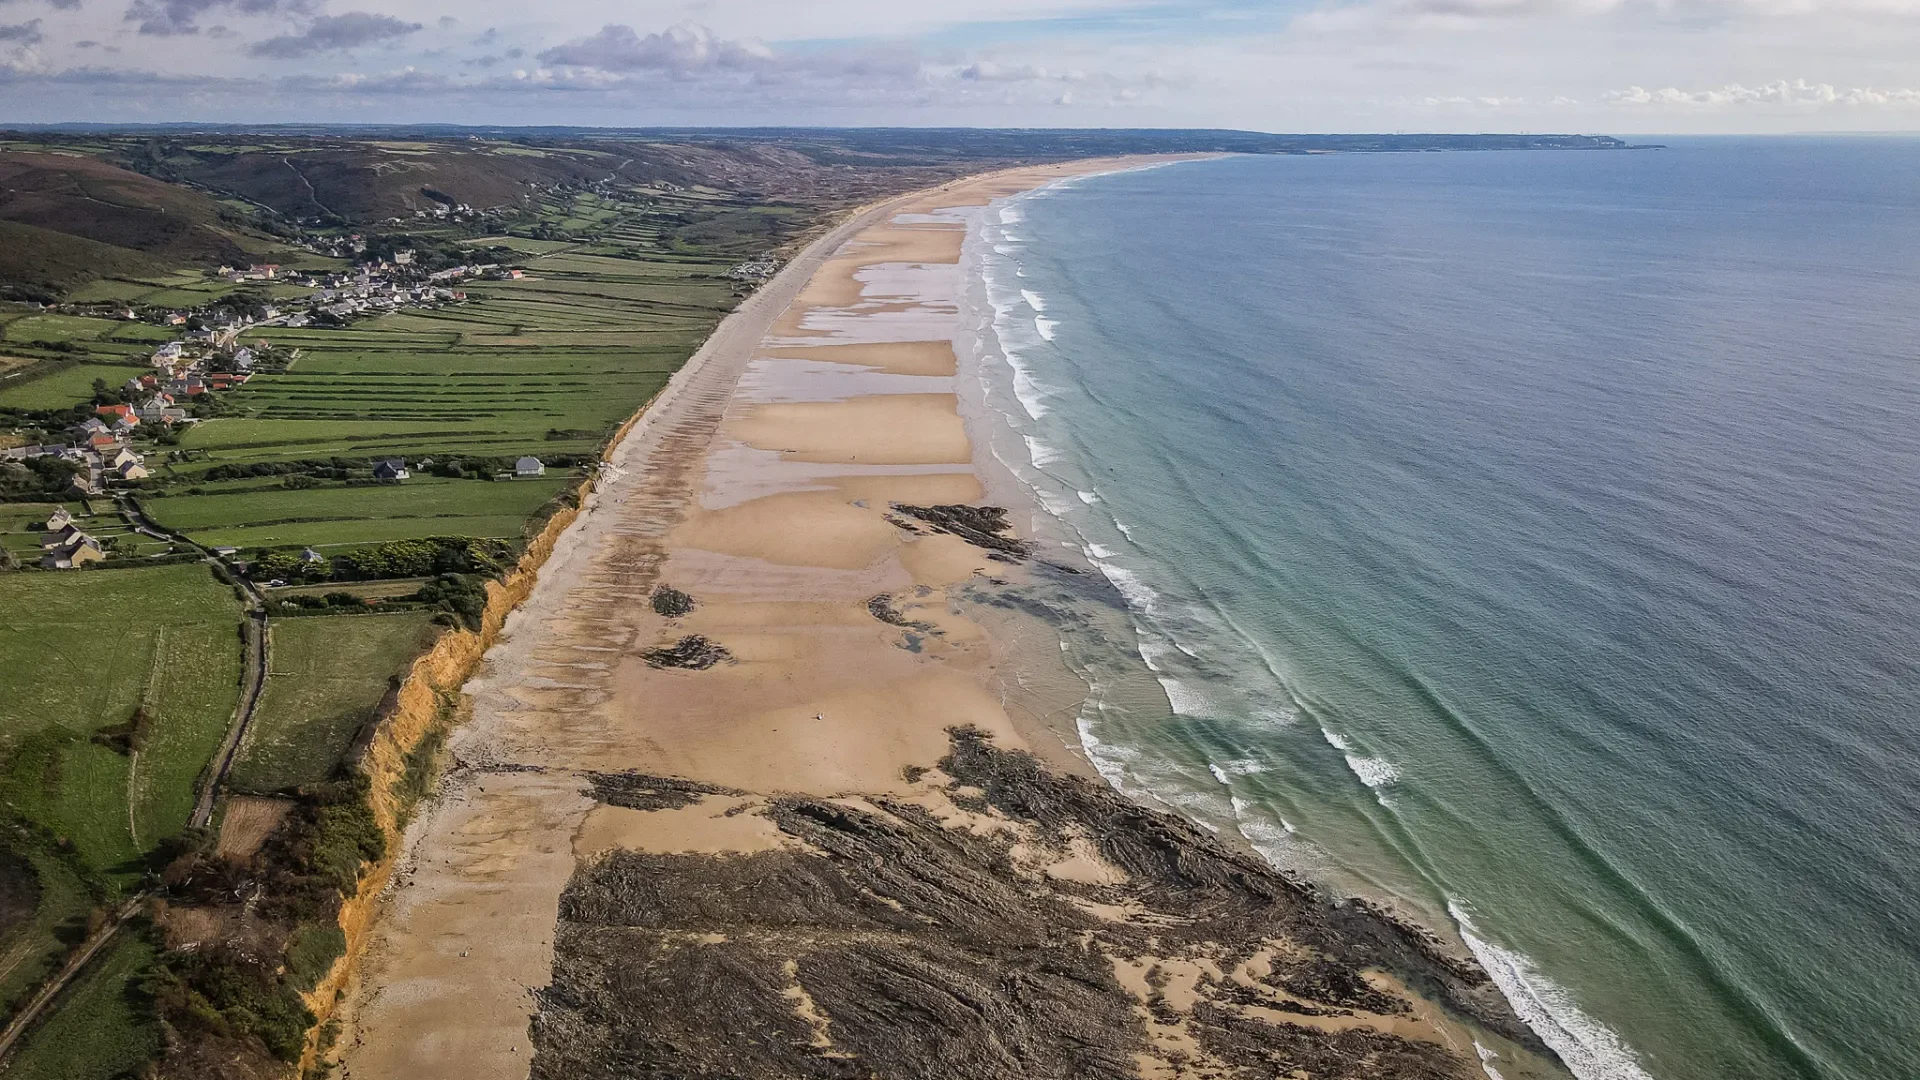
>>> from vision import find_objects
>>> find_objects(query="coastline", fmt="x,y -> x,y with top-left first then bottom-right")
332,158 -> 1562,1080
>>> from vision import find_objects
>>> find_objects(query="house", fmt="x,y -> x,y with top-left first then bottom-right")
232,347 -> 254,370
155,341 -> 183,360
373,459 -> 410,481
112,417 -> 140,438
44,507 -> 72,531
75,417 -> 111,438
106,448 -> 142,471
96,405 -> 136,425
113,459 -> 150,482
40,522 -> 84,549
41,535 -> 105,569
299,547 -> 325,565
515,456 -> 545,478
123,377 -> 146,395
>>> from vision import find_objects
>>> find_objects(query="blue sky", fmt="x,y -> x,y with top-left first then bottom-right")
0,0 -> 1916,131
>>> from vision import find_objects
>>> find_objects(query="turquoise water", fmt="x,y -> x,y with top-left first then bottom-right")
966,141 -> 1920,1080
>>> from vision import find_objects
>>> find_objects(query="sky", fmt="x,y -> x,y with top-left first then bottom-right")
0,0 -> 1916,132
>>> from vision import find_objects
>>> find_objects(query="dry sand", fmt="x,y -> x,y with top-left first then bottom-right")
332,156 -> 1540,1080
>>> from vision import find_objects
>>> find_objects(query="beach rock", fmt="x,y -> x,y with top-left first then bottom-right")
650,585 -> 695,618
582,772 -> 741,812
890,503 -> 1030,556
641,634 -> 733,670
867,594 -> 937,633
531,729 -> 1557,1080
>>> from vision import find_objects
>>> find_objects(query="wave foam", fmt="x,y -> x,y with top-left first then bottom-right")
1474,1041 -> 1508,1080
1022,434 -> 1065,468
1035,316 -> 1058,341
1344,754 -> 1401,789
1157,676 -> 1214,718
1099,561 -> 1160,616
1449,903 -> 1656,1080
1021,288 -> 1047,312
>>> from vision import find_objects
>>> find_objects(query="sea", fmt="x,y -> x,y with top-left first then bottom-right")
958,139 -> 1920,1080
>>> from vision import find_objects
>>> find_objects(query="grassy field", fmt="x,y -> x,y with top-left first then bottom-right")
3,931 -> 159,1080
142,475 -> 573,549
229,612 -> 437,793
0,361 -> 151,410
0,564 -> 244,879
0,843 -> 93,1019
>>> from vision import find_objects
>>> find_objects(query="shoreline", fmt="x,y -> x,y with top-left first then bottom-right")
332,157 -> 1562,1080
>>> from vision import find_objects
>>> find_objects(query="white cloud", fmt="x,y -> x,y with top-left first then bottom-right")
536,22 -> 774,73
1606,78 -> 1920,105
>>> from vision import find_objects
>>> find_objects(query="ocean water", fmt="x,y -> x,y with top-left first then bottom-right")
962,141 -> 1920,1080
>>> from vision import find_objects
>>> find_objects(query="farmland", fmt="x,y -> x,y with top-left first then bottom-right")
121,183 -> 796,556
229,612 -> 438,793
0,135 -> 855,1080
0,561 -> 244,1054
0,563 -> 244,879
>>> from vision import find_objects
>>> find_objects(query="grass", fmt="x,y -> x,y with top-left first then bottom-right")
1,314 -> 122,344
0,841 -> 94,1018
2,930 -> 159,1080
229,612 -> 437,793
0,563 -> 244,881
0,361 -> 150,411
142,476 -> 572,549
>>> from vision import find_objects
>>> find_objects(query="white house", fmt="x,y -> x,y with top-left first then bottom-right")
515,456 -> 545,478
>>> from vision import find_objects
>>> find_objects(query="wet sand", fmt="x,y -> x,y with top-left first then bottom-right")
333,159 -> 1559,1080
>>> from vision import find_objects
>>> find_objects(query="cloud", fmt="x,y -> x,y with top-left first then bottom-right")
0,17 -> 40,43
1606,78 -> 1920,105
246,11 -> 422,57
537,22 -> 775,73
124,0 -> 308,37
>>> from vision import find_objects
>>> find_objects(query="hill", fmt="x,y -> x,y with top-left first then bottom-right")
0,151 -> 249,266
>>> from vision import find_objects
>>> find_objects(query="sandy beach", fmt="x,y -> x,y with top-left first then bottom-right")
332,159 -> 1560,1080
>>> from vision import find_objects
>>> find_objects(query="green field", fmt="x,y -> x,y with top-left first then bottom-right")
0,361 -> 151,411
229,612 -> 437,793
3,931 -> 159,1080
0,844 -> 93,1018
0,564 -> 244,878
143,475 -> 572,549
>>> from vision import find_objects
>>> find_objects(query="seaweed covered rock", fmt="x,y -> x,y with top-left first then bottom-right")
641,634 -> 733,670
650,585 -> 695,618
890,504 -> 1030,556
